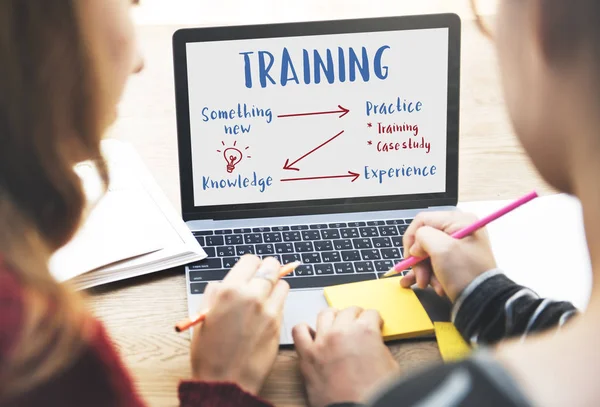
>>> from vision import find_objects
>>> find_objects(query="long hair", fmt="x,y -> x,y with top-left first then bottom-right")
0,0 -> 109,399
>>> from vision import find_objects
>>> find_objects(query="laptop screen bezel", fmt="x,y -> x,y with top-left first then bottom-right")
173,14 -> 461,221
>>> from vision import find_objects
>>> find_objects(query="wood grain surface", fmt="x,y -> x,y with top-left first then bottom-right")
90,3 -> 553,406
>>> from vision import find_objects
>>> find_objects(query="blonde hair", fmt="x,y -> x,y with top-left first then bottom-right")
0,0 -> 110,400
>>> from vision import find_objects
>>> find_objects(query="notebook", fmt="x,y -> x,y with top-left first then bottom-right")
323,276 -> 434,341
49,140 -> 207,290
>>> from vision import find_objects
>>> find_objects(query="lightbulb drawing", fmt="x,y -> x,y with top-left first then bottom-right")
216,140 -> 251,173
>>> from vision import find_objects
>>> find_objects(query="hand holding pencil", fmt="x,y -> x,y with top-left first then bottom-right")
184,255 -> 298,396
393,192 -> 537,301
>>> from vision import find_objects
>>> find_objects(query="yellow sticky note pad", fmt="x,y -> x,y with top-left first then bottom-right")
434,322 -> 471,362
323,277 -> 434,341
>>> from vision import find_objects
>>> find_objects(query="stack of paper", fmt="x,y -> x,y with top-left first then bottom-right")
49,140 -> 206,290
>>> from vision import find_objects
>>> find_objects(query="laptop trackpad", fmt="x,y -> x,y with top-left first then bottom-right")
281,289 -> 329,345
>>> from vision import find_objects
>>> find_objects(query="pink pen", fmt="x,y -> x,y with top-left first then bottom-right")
383,191 -> 539,278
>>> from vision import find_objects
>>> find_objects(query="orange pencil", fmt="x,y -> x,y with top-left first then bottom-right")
175,261 -> 301,333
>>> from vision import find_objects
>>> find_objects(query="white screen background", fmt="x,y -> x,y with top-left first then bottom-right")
186,28 -> 449,207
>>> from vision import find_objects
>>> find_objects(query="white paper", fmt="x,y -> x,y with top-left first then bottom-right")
458,193 -> 592,310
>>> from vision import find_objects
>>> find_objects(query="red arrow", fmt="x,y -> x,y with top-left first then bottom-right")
277,105 -> 350,119
283,130 -> 344,171
281,171 -> 360,183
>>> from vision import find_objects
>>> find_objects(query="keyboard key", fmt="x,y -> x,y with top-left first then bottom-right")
333,239 -> 353,250
341,250 -> 360,261
205,235 -> 224,246
398,225 -> 409,234
406,219 -> 414,224
189,258 -> 222,270
255,244 -> 275,255
391,236 -> 403,247
253,227 -> 270,232
275,243 -> 294,254
283,273 -> 375,289
314,240 -> 333,251
225,235 -> 243,245
340,228 -> 359,238
386,219 -> 405,225
282,253 -> 301,264
301,253 -> 321,264
203,247 -> 216,257
236,245 -> 255,255
328,222 -> 347,228
190,282 -> 208,294
264,232 -> 282,243
321,229 -> 340,239
195,236 -> 205,246
244,233 -> 263,244
360,249 -> 381,260
193,230 -> 213,236
216,246 -> 235,257
381,248 -> 401,259
314,264 -> 335,275
372,237 -> 392,248
214,229 -> 232,235
367,220 -> 385,226
222,257 -> 240,268
321,251 -> 341,262
233,228 -> 251,233
309,224 -> 328,229
272,226 -> 290,231
359,227 -> 379,237
355,261 -> 375,273
294,242 -> 314,252
347,221 -> 366,227
189,269 -> 228,282
283,231 -> 302,242
295,265 -> 315,276
334,262 -> 355,274
291,225 -> 309,230
352,238 -> 372,249
302,230 -> 321,240
374,260 -> 395,271
378,226 -> 398,236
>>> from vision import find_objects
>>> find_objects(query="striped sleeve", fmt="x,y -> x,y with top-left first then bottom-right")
451,269 -> 578,346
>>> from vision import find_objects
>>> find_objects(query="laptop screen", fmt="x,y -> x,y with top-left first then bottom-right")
185,28 -> 449,208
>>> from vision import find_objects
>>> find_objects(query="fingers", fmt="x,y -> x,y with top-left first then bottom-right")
316,308 -> 337,335
264,279 -> 290,318
403,211 -> 477,257
430,275 -> 446,297
333,306 -> 362,327
358,309 -> 384,330
246,257 -> 282,299
412,226 -> 456,258
199,281 -> 220,310
223,254 -> 262,284
292,323 -> 315,356
413,263 -> 431,289
400,270 -> 416,288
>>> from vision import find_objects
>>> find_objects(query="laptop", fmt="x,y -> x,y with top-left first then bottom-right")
173,14 -> 461,345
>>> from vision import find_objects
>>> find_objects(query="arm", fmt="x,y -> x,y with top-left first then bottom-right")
179,382 -> 273,407
452,269 -> 578,346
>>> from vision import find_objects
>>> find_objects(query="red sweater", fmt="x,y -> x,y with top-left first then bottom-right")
0,260 -> 272,407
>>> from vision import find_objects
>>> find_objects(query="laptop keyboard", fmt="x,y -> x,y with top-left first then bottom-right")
188,219 -> 413,294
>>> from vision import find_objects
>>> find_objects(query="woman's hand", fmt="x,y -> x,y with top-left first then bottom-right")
400,211 -> 497,301
293,307 -> 399,407
190,255 -> 289,395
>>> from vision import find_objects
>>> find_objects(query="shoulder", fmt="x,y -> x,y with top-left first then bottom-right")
0,255 -> 26,367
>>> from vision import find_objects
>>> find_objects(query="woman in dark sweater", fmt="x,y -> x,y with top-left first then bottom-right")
0,1 -> 598,407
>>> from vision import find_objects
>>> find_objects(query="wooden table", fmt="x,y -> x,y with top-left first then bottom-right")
89,8 -> 553,407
